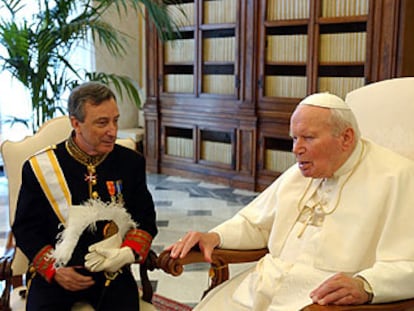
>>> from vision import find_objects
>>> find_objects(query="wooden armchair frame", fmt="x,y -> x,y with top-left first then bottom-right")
0,234 -> 14,310
158,248 -> 269,298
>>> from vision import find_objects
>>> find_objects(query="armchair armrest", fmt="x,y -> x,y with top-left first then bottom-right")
139,249 -> 158,303
1,232 -> 16,311
158,247 -> 268,297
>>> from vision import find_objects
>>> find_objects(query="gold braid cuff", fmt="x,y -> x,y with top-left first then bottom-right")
121,229 -> 153,264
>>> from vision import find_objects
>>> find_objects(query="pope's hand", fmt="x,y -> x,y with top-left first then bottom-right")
165,231 -> 220,263
85,247 -> 135,273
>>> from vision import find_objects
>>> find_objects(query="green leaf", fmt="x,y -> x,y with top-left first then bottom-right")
0,0 -> 177,131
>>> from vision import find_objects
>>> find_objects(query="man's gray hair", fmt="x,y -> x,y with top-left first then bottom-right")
68,82 -> 116,122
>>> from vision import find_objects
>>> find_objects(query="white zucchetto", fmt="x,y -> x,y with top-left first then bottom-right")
299,92 -> 350,110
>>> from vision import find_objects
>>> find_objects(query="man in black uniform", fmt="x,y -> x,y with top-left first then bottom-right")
12,82 -> 157,311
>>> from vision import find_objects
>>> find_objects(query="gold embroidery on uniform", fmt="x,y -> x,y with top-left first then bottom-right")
65,136 -> 108,199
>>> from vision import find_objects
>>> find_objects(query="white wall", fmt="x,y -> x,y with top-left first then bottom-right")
94,4 -> 146,129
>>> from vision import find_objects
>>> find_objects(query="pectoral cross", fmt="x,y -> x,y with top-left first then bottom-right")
297,202 -> 328,238
85,164 -> 98,198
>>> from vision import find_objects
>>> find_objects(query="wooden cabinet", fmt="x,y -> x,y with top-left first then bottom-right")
144,0 -> 414,191
144,0 -> 257,190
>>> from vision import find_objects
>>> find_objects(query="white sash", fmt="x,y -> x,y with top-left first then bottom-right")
29,148 -> 71,225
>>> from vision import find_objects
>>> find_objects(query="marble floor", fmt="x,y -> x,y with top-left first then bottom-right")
0,171 -> 258,308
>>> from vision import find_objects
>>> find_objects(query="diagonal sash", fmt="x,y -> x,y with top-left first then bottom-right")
29,148 -> 71,226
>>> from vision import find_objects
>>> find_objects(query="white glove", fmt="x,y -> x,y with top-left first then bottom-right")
88,233 -> 122,251
85,247 -> 135,273
84,233 -> 123,272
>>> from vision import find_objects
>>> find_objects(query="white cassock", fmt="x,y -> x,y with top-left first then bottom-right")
194,139 -> 414,311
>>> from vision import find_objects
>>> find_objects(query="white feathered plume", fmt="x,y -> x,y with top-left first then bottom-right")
53,199 -> 137,268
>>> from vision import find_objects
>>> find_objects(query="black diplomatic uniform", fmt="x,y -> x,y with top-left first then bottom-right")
12,135 -> 157,311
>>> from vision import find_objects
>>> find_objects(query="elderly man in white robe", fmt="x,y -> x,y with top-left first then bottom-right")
166,92 -> 414,310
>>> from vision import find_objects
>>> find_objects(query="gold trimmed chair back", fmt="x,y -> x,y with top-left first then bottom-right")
2,116 -> 73,275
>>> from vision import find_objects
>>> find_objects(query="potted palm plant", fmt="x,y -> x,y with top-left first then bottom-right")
0,0 -> 179,132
